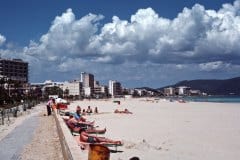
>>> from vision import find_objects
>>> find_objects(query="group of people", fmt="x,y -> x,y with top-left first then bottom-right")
81,106 -> 98,115
65,106 -> 122,145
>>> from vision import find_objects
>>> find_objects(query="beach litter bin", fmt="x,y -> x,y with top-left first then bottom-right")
88,144 -> 110,160
113,100 -> 120,105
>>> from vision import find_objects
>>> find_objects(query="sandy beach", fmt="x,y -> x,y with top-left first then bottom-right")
1,98 -> 239,160
66,98 -> 240,160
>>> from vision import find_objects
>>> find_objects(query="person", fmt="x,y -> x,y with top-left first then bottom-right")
86,106 -> 93,114
73,106 -> 94,126
67,115 -> 105,134
74,106 -> 86,121
82,109 -> 86,116
79,128 -> 122,145
46,98 -> 53,116
114,108 -> 132,114
94,107 -> 98,114
51,98 -> 57,113
124,108 -> 133,114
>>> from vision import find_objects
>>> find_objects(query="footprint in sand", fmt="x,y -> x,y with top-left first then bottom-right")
124,141 -> 137,149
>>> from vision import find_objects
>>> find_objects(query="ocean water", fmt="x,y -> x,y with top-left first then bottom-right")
183,96 -> 240,103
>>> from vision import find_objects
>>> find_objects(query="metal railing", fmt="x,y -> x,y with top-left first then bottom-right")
0,100 -> 40,125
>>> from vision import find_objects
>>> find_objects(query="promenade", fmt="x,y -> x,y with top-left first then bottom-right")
0,104 -> 63,160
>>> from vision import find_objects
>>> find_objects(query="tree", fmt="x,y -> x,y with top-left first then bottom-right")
64,88 -> 69,98
44,86 -> 63,99
0,77 -> 12,105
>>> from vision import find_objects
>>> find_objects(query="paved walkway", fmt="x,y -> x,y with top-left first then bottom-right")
0,114 -> 39,160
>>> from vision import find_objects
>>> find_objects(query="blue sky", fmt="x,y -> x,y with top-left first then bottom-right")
0,0 -> 239,88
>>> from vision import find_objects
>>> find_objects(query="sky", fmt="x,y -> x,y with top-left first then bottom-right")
0,0 -> 240,88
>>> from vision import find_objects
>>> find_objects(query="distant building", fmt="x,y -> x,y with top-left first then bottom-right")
81,72 -> 94,96
31,80 -> 64,98
135,89 -> 147,96
81,72 -> 94,88
176,86 -> 191,95
109,80 -> 122,97
94,85 -> 108,98
62,80 -> 83,98
164,87 -> 175,96
84,87 -> 92,97
94,80 -> 100,88
189,90 -> 201,96
0,58 -> 28,83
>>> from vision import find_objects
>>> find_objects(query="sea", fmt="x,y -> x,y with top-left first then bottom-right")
183,96 -> 240,103
167,96 -> 240,103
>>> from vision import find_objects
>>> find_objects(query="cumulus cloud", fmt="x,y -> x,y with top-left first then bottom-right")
25,1 -> 240,66
0,34 -> 6,46
2,1 -> 240,85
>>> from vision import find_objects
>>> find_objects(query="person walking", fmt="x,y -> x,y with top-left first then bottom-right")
46,98 -> 53,116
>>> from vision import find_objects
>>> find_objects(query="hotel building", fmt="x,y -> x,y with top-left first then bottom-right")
164,87 -> 175,96
109,80 -> 122,97
0,58 -> 28,83
80,72 -> 94,96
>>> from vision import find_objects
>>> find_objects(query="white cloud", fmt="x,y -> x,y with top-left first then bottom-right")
22,1 -> 240,67
24,8 -> 104,59
0,34 -> 6,46
2,1 -> 240,85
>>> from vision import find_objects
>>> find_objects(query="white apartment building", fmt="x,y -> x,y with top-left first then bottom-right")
164,87 -> 175,96
84,87 -> 91,97
176,86 -> 191,95
61,81 -> 82,97
109,80 -> 122,97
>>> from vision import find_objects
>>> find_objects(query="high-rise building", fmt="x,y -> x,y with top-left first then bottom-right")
0,58 -> 28,83
176,86 -> 191,95
80,72 -> 94,96
109,80 -> 122,97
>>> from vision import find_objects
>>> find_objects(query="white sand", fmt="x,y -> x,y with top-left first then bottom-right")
67,98 -> 240,160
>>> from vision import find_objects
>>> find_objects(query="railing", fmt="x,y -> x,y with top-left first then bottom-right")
0,100 -> 40,125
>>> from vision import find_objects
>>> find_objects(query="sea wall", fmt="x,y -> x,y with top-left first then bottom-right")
53,109 -> 87,160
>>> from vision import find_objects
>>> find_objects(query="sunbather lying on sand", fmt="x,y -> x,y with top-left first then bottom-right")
79,128 -> 122,145
114,108 -> 133,114
67,115 -> 105,134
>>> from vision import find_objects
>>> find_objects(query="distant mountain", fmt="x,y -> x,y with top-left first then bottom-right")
157,77 -> 240,95
135,87 -> 158,92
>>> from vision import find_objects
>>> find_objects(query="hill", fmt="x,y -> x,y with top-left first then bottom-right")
157,77 -> 240,95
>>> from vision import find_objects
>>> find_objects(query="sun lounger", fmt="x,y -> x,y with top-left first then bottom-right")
63,118 -> 105,136
74,136 -> 123,151
79,141 -> 123,151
